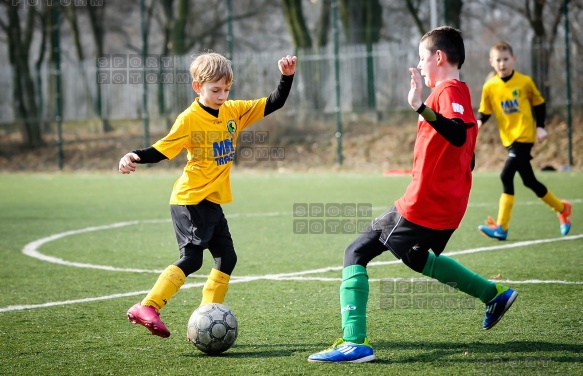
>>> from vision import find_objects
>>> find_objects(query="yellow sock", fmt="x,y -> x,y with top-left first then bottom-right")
540,191 -> 565,213
141,265 -> 185,310
200,268 -> 230,305
497,193 -> 514,231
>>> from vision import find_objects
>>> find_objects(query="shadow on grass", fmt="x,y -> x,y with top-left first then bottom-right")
179,340 -> 583,365
371,340 -> 583,366
180,343 -> 306,359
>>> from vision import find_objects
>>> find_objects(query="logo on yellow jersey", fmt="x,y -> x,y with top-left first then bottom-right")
501,98 -> 519,114
227,120 -> 237,135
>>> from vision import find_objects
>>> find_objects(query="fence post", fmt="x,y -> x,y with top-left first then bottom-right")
140,0 -> 150,148
52,5 -> 63,170
332,0 -> 342,165
563,0 -> 573,168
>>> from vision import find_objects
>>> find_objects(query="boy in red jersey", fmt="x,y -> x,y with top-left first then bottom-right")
119,52 -> 297,338
477,41 -> 571,240
308,27 -> 516,363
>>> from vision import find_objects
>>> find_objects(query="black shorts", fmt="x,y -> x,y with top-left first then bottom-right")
507,142 -> 534,162
170,200 -> 233,256
371,206 -> 455,258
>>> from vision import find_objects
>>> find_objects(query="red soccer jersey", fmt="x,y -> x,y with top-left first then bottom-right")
395,79 -> 477,230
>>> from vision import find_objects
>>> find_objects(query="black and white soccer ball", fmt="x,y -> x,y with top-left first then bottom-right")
187,303 -> 238,355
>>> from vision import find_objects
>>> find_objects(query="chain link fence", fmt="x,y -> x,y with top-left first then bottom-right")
1,42 -> 580,128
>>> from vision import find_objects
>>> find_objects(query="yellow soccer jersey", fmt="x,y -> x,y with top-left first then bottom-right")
478,71 -> 545,147
153,97 -> 267,205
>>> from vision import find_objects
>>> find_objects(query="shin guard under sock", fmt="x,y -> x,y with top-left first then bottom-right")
340,265 -> 369,343
200,268 -> 230,305
540,191 -> 565,213
422,253 -> 497,304
142,265 -> 186,310
497,193 -> 514,231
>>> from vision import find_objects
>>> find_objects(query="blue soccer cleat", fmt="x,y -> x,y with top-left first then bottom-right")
478,216 -> 508,240
483,286 -> 518,330
308,338 -> 375,363
558,201 -> 572,236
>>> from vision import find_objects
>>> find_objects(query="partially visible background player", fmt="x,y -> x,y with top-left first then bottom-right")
119,52 -> 297,338
308,27 -> 517,364
476,41 -> 571,241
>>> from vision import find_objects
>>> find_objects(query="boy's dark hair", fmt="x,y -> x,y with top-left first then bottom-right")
491,41 -> 514,56
420,26 -> 465,69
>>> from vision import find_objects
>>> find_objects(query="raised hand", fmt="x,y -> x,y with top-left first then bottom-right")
278,55 -> 297,76
407,67 -> 423,110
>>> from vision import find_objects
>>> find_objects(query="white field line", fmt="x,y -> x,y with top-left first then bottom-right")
20,197 -> 583,273
267,277 -> 583,285
6,204 -> 582,314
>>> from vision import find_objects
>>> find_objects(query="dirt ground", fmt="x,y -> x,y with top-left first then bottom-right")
0,114 -> 581,173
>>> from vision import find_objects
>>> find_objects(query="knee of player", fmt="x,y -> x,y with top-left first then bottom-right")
401,249 -> 430,273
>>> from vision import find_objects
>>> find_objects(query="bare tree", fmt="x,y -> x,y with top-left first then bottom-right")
339,0 -> 382,45
338,0 -> 382,109
444,0 -> 463,29
404,0 -> 427,36
281,0 -> 312,49
171,0 -> 189,54
154,0 -> 174,124
0,1 -> 44,146
405,0 -> 464,35
61,3 -> 112,132
86,2 -> 115,132
315,0 -> 332,48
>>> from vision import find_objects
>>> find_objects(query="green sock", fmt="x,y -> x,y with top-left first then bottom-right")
340,265 -> 369,343
422,253 -> 497,303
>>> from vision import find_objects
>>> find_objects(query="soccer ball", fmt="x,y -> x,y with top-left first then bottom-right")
187,303 -> 238,355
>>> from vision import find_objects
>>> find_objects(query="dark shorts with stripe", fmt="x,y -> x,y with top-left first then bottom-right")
170,200 -> 236,275
170,200 -> 233,252
506,142 -> 534,162
344,205 -> 455,272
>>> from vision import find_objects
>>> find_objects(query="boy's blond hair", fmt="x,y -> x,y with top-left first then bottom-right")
491,41 -> 514,56
189,52 -> 233,85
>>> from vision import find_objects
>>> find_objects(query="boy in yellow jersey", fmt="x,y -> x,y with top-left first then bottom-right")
477,41 -> 571,240
118,52 -> 297,338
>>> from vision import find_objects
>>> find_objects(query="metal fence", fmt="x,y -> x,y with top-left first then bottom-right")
0,42 -> 581,130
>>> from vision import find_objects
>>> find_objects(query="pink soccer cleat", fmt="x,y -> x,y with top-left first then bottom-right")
127,303 -> 170,338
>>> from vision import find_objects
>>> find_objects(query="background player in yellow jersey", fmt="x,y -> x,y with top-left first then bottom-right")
477,41 -> 571,240
118,52 -> 297,338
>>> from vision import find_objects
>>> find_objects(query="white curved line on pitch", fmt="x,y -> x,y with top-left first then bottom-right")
11,213 -> 581,314
6,235 -> 583,314
21,220 -> 168,273
261,277 -> 583,285
2,274 -> 582,313
0,277 -> 274,313
21,212 -> 583,274
230,234 -> 583,278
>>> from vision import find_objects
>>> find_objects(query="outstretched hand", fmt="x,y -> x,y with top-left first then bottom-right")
278,55 -> 297,76
119,152 -> 140,174
536,127 -> 548,143
407,67 -> 423,110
